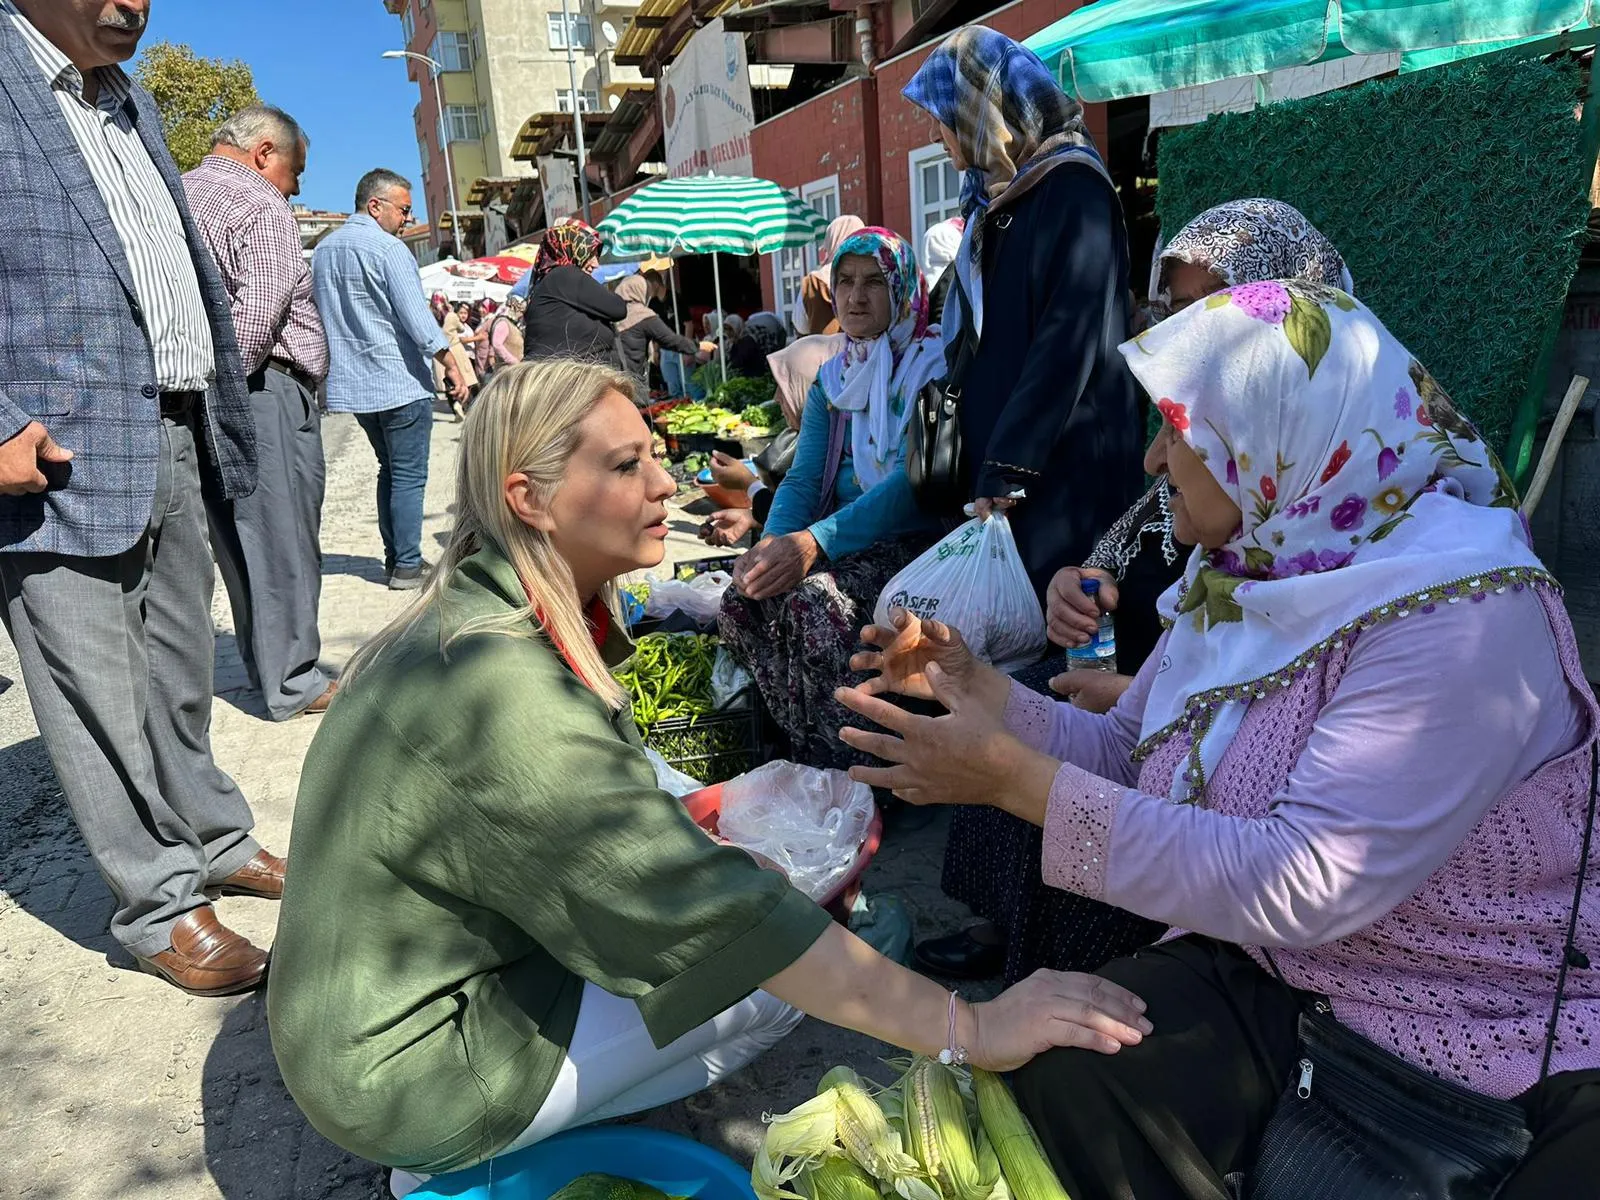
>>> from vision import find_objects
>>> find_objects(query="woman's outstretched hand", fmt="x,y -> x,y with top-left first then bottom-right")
848,608 -> 988,702
971,970 -> 1152,1071
836,661 -> 1056,816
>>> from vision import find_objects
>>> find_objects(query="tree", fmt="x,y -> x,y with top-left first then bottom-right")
133,41 -> 260,172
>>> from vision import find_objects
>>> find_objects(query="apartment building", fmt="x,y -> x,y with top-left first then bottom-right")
382,0 -> 643,254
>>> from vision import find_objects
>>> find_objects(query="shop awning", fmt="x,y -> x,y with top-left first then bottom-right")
510,112 -> 612,163
613,0 -> 741,70
1025,0 -> 1600,102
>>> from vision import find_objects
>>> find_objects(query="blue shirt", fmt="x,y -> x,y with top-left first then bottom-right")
312,213 -> 448,414
762,379 -> 940,558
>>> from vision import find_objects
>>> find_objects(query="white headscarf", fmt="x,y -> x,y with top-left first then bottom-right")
921,217 -> 965,294
1121,281 -> 1535,802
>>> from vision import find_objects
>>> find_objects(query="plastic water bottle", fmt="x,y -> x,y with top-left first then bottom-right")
1066,578 -> 1118,672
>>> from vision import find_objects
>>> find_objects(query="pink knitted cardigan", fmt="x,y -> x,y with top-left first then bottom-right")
1031,585 -> 1599,1099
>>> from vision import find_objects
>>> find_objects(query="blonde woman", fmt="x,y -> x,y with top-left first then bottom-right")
265,359 -> 1153,1193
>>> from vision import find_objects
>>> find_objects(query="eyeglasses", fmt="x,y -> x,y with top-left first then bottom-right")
373,197 -> 414,218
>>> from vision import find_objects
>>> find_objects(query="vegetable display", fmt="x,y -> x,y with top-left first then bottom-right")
614,633 -> 717,724
709,376 -> 777,412
738,399 -> 783,430
663,403 -> 743,436
756,1060 -> 1068,1200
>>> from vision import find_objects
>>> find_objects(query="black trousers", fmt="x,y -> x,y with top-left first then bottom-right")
1012,936 -> 1600,1200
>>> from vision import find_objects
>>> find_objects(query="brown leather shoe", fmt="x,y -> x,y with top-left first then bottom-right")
207,849 -> 286,900
136,907 -> 269,997
299,679 -> 338,716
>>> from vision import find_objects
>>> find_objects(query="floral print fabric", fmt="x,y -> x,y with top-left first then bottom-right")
1119,285 -> 1540,800
530,218 -> 602,286
1151,198 -> 1352,309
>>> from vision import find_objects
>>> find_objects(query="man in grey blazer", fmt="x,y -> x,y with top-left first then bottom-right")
0,0 -> 282,996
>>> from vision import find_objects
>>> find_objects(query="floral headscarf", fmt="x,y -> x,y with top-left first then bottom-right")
1121,281 -> 1537,802
903,27 -> 1108,338
1151,198 -> 1352,315
815,226 -> 943,491
530,218 -> 602,286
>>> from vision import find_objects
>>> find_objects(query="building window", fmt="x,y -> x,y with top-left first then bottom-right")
908,144 -> 962,249
400,2 -> 416,48
442,103 -> 484,143
775,175 -> 842,327
547,11 -> 593,51
432,31 -> 472,71
555,88 -> 599,114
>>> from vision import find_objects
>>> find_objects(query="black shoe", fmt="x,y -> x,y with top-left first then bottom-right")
387,558 -> 433,591
915,929 -> 1005,980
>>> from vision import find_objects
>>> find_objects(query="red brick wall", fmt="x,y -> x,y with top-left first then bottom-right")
750,78 -> 877,310
750,0 -> 1105,301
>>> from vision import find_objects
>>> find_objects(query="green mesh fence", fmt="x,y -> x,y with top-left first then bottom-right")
1155,54 -> 1593,458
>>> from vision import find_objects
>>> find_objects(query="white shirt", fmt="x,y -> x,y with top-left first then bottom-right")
3,0 -> 215,391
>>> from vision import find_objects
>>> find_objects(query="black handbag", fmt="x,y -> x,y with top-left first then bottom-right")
1246,746 -> 1598,1200
905,213 -> 1012,513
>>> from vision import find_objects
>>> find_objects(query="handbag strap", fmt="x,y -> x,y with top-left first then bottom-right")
1538,742 -> 1599,1098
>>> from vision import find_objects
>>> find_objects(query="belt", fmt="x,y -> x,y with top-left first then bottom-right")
265,358 -> 319,396
159,390 -> 201,418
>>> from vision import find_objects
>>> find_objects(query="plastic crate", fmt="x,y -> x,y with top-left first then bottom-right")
642,706 -> 761,785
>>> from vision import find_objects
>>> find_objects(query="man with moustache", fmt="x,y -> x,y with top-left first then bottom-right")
0,0 -> 281,996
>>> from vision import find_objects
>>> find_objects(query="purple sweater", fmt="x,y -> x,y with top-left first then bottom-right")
1011,582 -> 1599,1098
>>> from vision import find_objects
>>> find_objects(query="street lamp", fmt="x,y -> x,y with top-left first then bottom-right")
382,49 -> 465,261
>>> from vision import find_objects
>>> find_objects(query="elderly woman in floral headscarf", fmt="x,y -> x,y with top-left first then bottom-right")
903,26 -> 1146,597
522,218 -> 627,362
837,284 -> 1598,1196
719,227 -> 946,770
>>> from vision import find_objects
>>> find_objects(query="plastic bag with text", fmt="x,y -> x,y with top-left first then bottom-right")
717,761 -> 875,902
872,513 -> 1045,673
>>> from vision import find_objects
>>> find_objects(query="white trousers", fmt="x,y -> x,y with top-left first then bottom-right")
391,985 -> 802,1197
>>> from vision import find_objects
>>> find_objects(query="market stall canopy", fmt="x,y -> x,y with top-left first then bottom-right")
596,175 -> 830,256
1025,0 -> 1600,101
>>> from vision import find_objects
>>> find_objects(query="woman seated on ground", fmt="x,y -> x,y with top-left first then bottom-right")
926,196 -> 1356,985
837,287 -> 1600,1197
700,332 -> 844,548
265,360 -> 1153,1196
726,310 -> 787,379
719,227 -> 946,770
522,220 -> 626,362
614,273 -> 709,400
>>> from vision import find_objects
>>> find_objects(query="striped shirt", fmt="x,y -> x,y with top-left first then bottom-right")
2,0 -> 214,392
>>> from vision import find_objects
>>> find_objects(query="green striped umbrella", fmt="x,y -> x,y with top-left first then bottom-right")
597,174 -> 830,256
598,175 -> 829,383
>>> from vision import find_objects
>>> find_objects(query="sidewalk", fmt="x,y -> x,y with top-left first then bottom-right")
0,408 -> 970,1200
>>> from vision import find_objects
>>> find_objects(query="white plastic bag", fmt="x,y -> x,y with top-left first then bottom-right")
717,761 -> 874,902
711,646 -> 753,709
873,513 -> 1045,672
645,746 -> 704,798
644,570 -> 731,624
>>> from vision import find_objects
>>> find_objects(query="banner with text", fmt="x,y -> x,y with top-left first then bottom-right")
538,155 -> 578,225
663,18 -> 754,179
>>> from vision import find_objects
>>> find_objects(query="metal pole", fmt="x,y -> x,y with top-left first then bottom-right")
712,252 -> 727,387
428,58 -> 465,260
561,0 -> 592,222
656,71 -> 681,333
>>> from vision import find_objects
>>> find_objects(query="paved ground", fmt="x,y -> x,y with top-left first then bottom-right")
0,408 -> 978,1200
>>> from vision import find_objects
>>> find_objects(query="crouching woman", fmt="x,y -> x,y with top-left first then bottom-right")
266,359 -> 1152,1194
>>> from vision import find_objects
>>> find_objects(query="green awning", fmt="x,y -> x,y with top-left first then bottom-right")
597,175 -> 828,256
1026,0 -> 1600,101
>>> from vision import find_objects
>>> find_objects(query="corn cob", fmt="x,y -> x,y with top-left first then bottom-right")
799,1155 -> 881,1200
829,1072 -> 941,1200
902,1058 -> 992,1200
972,1069 -> 1072,1200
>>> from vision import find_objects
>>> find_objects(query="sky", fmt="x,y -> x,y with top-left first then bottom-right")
137,0 -> 429,218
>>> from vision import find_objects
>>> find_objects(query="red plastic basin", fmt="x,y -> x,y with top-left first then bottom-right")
683,784 -> 883,924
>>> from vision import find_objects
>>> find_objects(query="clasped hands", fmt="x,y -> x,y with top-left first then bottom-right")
834,609 -> 1059,819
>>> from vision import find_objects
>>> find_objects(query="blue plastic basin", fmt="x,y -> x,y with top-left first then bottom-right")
407,1127 -> 757,1200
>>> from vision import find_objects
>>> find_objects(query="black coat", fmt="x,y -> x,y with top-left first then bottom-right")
616,312 -> 698,391
945,164 -> 1146,597
522,266 -> 627,363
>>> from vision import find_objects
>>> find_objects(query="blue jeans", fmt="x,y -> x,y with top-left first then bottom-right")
354,397 -> 432,571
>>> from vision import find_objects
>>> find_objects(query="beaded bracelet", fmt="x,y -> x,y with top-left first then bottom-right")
939,990 -> 970,1066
